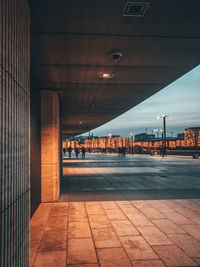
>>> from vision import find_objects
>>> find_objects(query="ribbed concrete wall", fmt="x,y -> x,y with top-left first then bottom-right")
0,0 -> 30,266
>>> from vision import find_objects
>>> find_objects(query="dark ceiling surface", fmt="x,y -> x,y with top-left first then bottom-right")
30,0 -> 200,138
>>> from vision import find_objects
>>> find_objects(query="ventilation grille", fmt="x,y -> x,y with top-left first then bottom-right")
123,2 -> 149,17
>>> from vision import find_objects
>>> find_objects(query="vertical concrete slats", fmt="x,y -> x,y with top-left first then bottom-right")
0,0 -> 30,266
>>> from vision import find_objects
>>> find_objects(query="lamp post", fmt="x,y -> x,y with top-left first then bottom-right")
108,134 -> 112,153
130,133 -> 134,155
160,129 -> 164,157
157,115 -> 169,157
154,129 -> 159,138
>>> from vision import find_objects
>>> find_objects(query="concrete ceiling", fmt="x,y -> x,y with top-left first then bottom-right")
30,0 -> 200,138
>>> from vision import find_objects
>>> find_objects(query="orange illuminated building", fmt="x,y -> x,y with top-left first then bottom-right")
63,127 -> 200,152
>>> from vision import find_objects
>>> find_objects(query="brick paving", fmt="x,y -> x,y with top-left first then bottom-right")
30,154 -> 200,266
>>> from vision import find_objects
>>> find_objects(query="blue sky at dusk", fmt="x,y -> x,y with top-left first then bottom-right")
85,65 -> 200,138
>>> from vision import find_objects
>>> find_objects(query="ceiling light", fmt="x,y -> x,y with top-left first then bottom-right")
100,73 -> 113,79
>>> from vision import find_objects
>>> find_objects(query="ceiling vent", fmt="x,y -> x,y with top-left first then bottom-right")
123,2 -> 149,17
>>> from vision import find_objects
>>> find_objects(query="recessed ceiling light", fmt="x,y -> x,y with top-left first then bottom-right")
100,73 -> 113,79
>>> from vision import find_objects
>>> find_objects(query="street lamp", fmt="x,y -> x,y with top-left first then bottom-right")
108,134 -> 112,153
160,129 -> 164,157
157,115 -> 169,157
154,129 -> 159,138
130,133 -> 134,155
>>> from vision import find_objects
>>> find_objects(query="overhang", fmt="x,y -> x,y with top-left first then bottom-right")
30,0 -> 200,138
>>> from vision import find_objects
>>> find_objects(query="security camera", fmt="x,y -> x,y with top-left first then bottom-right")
108,51 -> 124,62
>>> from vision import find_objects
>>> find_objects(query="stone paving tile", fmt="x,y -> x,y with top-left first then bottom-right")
140,208 -> 166,220
172,205 -> 200,218
85,201 -> 103,206
128,213 -> 153,227
104,209 -> 127,221
92,228 -> 121,248
118,204 -> 141,215
153,245 -> 197,266
45,215 -> 68,230
69,211 -> 88,222
192,258 -> 200,265
175,199 -> 200,212
168,233 -> 200,257
97,247 -> 132,267
131,200 -> 152,209
39,229 -> 67,251
111,220 -> 139,236
67,264 -> 99,267
160,200 -> 183,210
49,204 -> 68,217
30,204 -> 52,266
132,259 -> 166,267
119,236 -> 159,260
67,238 -> 97,265
30,224 -> 45,243
34,250 -> 66,267
181,224 -> 200,241
30,240 -> 41,267
88,214 -> 112,228
69,202 -> 86,212
68,221 -> 92,238
137,226 -> 173,246
152,218 -> 185,234
31,203 -> 52,221
162,211 -> 194,225
147,200 -> 175,213
191,217 -> 200,225
115,200 -> 131,205
86,204 -> 105,215
101,201 -> 118,209
30,204 -> 51,241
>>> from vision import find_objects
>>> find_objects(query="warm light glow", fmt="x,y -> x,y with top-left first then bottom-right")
101,73 -> 113,79
157,115 -> 169,119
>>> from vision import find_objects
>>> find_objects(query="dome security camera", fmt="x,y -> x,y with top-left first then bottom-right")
108,51 -> 124,62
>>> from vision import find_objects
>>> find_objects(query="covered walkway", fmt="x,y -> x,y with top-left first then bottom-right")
31,154 -> 200,266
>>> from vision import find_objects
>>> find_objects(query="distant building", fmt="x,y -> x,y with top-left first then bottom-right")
177,133 -> 184,140
108,135 -> 121,138
184,127 -> 200,147
135,133 -> 155,142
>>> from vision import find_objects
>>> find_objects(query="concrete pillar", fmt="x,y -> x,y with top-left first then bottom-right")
0,0 -> 30,266
41,90 -> 60,202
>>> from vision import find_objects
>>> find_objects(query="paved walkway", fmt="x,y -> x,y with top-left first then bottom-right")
30,154 -> 200,267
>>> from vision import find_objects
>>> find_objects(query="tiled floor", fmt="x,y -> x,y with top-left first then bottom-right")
30,154 -> 200,266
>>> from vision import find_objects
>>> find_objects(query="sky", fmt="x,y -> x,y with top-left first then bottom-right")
83,65 -> 200,138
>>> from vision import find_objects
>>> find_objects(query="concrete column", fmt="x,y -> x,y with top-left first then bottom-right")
41,90 -> 60,202
0,0 -> 30,266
